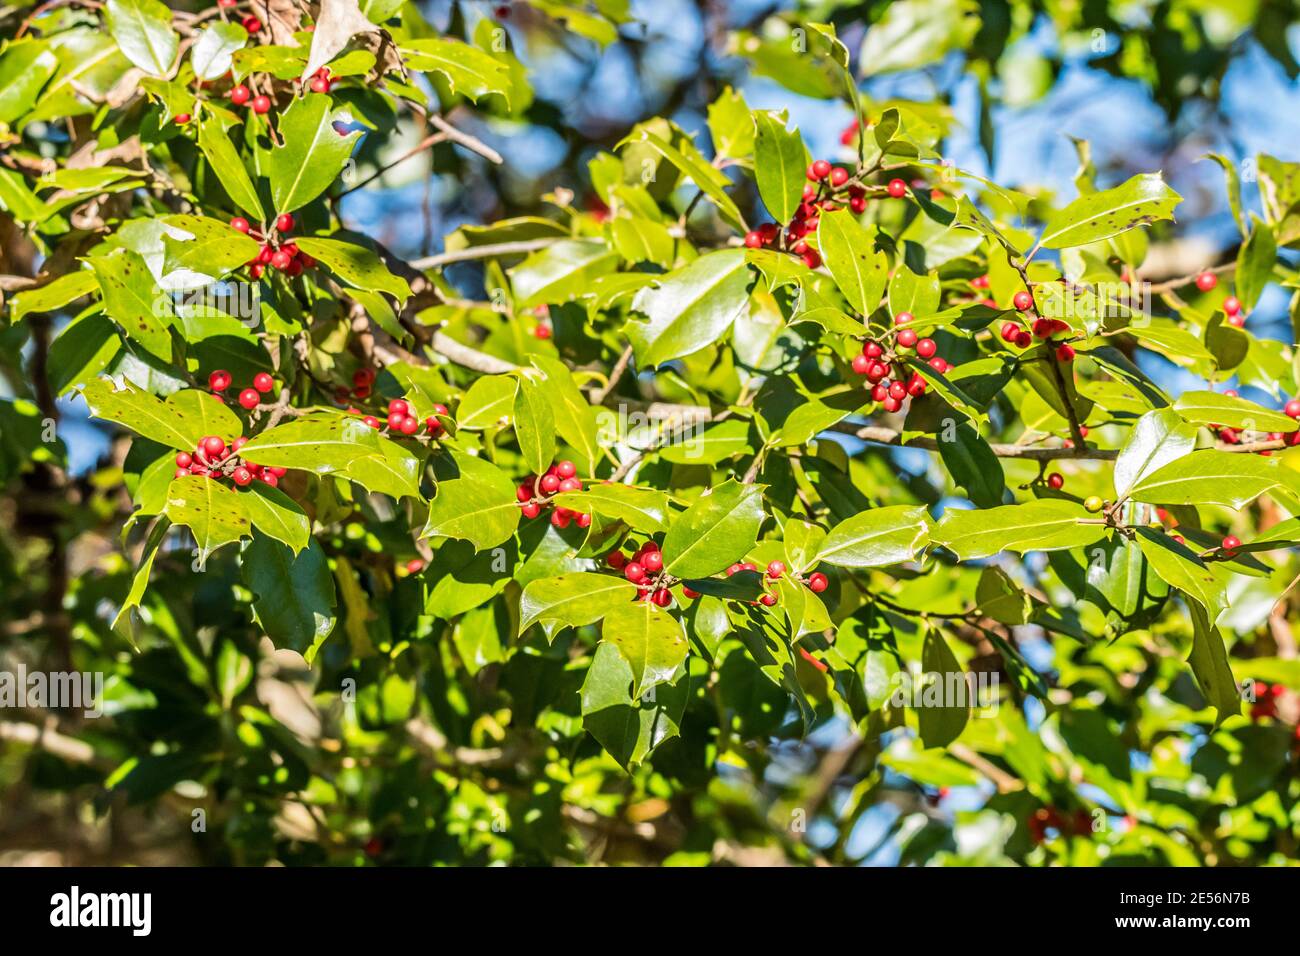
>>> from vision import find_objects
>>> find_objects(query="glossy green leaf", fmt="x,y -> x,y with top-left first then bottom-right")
268,95 -> 361,214
601,600 -> 689,698
627,249 -> 752,367
163,475 -> 250,562
933,500 -> 1106,560
519,571 -> 638,639
1039,173 -> 1182,249
752,109 -> 806,225
106,0 -> 177,77
662,479 -> 766,579
817,209 -> 887,316
815,505 -> 930,568
422,452 -> 520,549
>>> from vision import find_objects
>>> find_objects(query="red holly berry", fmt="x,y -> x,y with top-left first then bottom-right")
174,113 -> 191,125
829,167 -> 849,187
1047,473 -> 1064,490
863,341 -> 883,359
253,372 -> 275,393
310,75 -> 331,94
238,388 -> 260,409
1284,398 -> 1300,419
362,416 -> 380,428
208,369 -> 232,391
882,396 -> 902,413
269,250 -> 291,271
651,588 -> 672,608
397,415 -> 419,435
743,230 -> 764,249
808,159 -> 832,181
1221,535 -> 1241,555
808,572 -> 828,593
276,214 -> 294,233
387,399 -> 409,417
894,311 -> 913,326
1223,296 -> 1241,315
201,436 -> 226,458
175,451 -> 193,468
801,249 -> 821,270
896,328 -> 918,349
1195,271 -> 1217,292
850,354 -> 872,375
534,323 -> 552,340
406,558 -> 425,574
232,467 -> 253,487
1228,314 -> 1246,327
606,551 -> 627,570
425,417 -> 443,434
558,477 -> 582,493
1013,290 -> 1034,311
241,15 -> 262,33
886,178 -> 907,198
906,374 -> 927,397
555,460 -> 576,479
624,562 -> 646,584
249,263 -> 264,280
681,586 -> 701,599
550,509 -> 572,529
251,95 -> 271,115
767,560 -> 785,579
759,592 -> 778,607
520,501 -> 541,519
1056,343 -> 1075,363
1000,322 -> 1020,343
230,84 -> 250,106
912,338 -> 936,359
1014,330 -> 1032,348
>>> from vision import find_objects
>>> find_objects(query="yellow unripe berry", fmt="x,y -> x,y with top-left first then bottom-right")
1084,495 -> 1104,513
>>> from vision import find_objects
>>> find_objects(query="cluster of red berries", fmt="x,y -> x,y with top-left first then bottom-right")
1249,681 -> 1286,721
608,540 -> 674,606
741,159 -> 894,269
207,367 -> 276,410
1028,806 -> 1093,844
996,289 -> 1075,362
517,461 -> 587,527
849,313 -> 950,412
1194,272 -> 1248,327
233,213 -> 316,279
228,78 -> 272,116
350,398 -> 446,437
174,434 -> 287,487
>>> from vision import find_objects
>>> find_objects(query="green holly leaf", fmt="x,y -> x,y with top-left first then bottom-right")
85,251 -> 174,360
106,0 -> 177,77
508,238 -> 618,309
456,374 -> 518,430
817,209 -> 888,316
519,571 -> 638,639
267,94 -> 361,214
240,483 -> 310,554
422,452 -> 520,550
815,505 -> 931,568
752,109 -> 807,225
580,642 -> 688,771
513,369 -> 557,475
601,600 -> 689,698
1172,390 -> 1297,433
241,535 -> 337,661
933,500 -> 1106,560
662,479 -> 766,579
1129,450 -> 1295,509
1114,408 -> 1198,499
81,380 -> 234,449
191,21 -> 247,81
401,37 -> 512,106
163,475 -> 250,562
627,249 -> 753,367
917,628 -> 970,749
293,237 -> 411,303
197,116 -> 264,220
1039,173 -> 1182,249
555,483 -> 670,533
